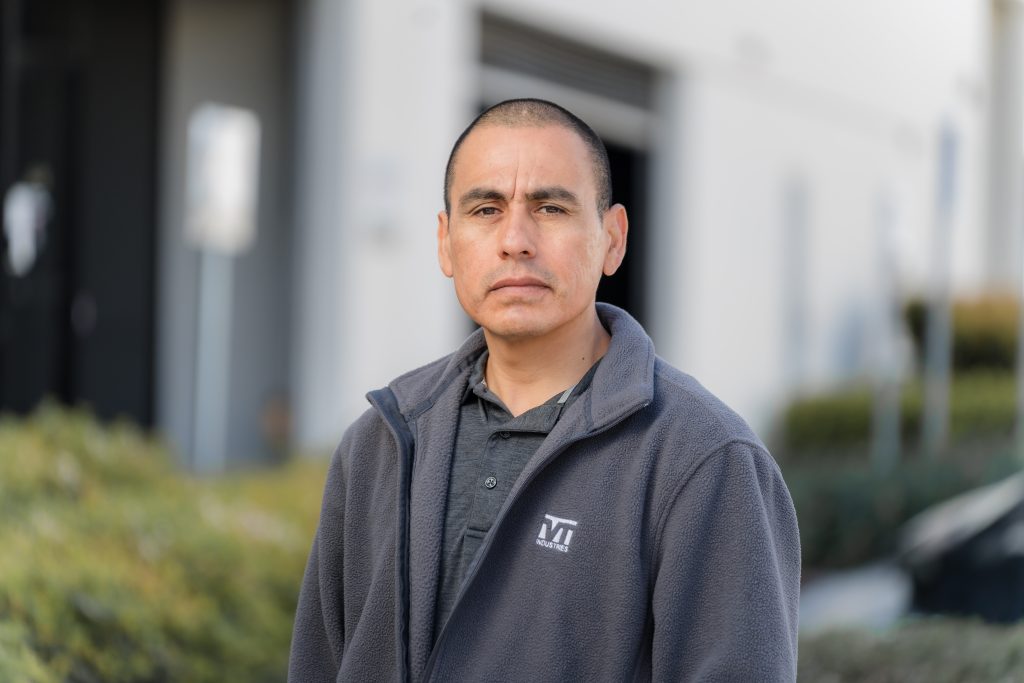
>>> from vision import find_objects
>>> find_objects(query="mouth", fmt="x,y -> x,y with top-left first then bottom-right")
489,276 -> 550,292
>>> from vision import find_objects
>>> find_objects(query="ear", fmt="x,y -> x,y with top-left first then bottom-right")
601,203 -> 628,276
437,210 -> 454,278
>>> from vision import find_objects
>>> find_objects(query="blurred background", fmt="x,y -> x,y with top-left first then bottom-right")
4,0 -> 1024,680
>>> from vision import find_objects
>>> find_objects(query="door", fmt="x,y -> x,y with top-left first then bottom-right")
0,0 -> 159,424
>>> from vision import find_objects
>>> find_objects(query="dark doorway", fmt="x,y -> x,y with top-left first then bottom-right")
599,141 -> 647,328
0,0 -> 160,424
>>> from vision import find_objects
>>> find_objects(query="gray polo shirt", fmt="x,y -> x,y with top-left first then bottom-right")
433,351 -> 600,636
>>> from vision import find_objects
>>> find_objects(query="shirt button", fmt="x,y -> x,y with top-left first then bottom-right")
483,476 -> 497,489
499,431 -> 510,439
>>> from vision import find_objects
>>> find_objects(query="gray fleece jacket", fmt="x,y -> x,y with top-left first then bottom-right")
289,304 -> 800,682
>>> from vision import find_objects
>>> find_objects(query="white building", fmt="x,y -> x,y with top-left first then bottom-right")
1,0 -> 1015,466
276,0 -> 998,452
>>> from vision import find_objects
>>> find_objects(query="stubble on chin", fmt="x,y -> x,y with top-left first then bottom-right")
472,299 -> 555,341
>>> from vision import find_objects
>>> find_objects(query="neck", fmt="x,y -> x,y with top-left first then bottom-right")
482,306 -> 609,417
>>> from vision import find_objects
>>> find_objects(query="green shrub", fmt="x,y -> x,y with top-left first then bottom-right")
906,294 -> 1019,372
779,384 -> 916,455
0,621 -> 55,683
779,372 -> 1016,454
0,404 -> 327,682
785,445 -> 1019,569
800,618 -> 1024,682
783,293 -> 1023,454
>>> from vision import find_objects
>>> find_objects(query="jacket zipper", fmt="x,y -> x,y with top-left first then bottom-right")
367,389 -> 416,683
420,400 -> 650,681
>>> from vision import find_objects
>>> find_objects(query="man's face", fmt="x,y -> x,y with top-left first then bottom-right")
438,124 -> 627,342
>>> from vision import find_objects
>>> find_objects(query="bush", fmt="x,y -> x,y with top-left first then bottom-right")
779,372 -> 1016,454
799,618 -> 1024,682
0,621 -> 55,683
0,404 -> 327,682
906,295 -> 1019,372
785,445 -> 1019,569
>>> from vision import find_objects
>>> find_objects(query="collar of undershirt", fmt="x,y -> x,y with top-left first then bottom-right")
460,350 -> 603,428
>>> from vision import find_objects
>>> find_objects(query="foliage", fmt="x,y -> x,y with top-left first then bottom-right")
0,621 -> 55,683
799,618 -> 1024,682
778,301 -> 1024,568
0,404 -> 327,683
783,295 -> 1022,454
778,372 -> 1016,455
905,294 -> 1019,372
785,445 -> 1020,569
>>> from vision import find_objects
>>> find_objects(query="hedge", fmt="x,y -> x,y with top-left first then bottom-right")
785,445 -> 1020,569
905,294 -> 1019,372
800,618 -> 1024,682
778,371 -> 1016,455
0,621 -> 54,683
782,294 -> 1023,454
0,404 -> 327,683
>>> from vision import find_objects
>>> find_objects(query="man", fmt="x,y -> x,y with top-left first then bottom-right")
289,99 -> 800,682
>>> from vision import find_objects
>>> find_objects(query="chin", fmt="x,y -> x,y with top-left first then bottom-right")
474,310 -> 556,340
486,325 -> 549,341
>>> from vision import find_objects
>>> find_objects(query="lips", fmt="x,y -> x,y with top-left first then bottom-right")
490,276 -> 549,291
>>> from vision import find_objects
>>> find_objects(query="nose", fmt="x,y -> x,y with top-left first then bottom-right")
498,205 -> 537,259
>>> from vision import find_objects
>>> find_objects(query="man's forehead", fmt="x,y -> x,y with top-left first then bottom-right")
458,122 -> 587,154
451,124 -> 593,187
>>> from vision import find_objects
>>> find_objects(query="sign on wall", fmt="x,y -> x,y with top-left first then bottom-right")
184,103 -> 261,255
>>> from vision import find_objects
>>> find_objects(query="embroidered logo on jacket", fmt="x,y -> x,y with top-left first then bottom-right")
536,514 -> 578,552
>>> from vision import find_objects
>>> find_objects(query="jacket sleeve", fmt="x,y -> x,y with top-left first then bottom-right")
650,440 -> 801,681
288,439 -> 350,683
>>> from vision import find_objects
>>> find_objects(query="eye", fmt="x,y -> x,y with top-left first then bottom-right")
538,205 -> 566,215
473,206 -> 500,217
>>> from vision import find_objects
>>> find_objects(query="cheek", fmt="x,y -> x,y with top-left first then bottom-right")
450,234 -> 485,266
576,236 -> 608,279
449,274 -> 478,316
448,253 -> 484,303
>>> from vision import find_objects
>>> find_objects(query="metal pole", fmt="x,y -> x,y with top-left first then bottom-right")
1015,283 -> 1024,460
872,192 -> 901,472
191,249 -> 234,474
922,124 -> 957,459
1001,0 -> 1024,461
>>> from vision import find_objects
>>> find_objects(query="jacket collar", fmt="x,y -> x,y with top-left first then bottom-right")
386,303 -> 655,431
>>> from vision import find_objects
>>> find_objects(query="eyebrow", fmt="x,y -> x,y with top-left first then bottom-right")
457,185 -> 581,211
526,186 -> 580,206
458,188 -> 506,210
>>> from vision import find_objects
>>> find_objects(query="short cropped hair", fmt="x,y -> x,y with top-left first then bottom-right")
443,98 -> 612,215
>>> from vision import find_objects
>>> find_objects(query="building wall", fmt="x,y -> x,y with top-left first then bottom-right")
679,73 -> 923,425
289,0 -> 349,451
280,0 -> 991,446
290,0 -> 476,449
